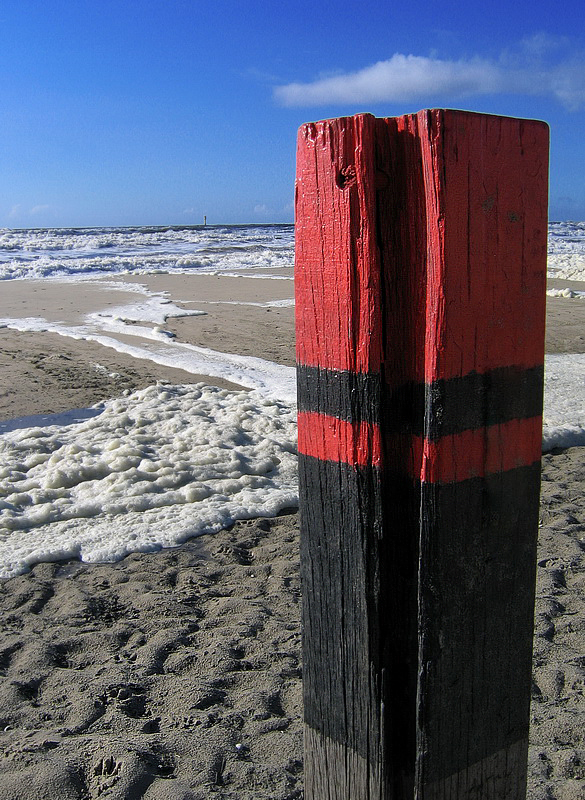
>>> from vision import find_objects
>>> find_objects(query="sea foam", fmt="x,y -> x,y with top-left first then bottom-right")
547,221 -> 585,282
0,384 -> 298,578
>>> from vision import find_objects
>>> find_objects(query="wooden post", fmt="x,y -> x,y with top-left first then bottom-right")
295,110 -> 549,799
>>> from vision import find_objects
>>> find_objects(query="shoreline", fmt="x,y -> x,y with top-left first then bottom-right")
0,272 -> 296,421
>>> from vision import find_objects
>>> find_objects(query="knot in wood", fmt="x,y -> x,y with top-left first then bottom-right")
336,165 -> 357,190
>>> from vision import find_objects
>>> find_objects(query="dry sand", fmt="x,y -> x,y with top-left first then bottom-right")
0,273 -> 584,798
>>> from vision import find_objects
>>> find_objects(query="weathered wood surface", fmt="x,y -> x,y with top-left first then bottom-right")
295,110 -> 549,799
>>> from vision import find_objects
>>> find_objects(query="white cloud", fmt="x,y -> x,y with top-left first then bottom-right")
30,204 -> 52,215
252,203 -> 294,221
274,46 -> 585,110
7,204 -> 22,219
548,61 -> 585,110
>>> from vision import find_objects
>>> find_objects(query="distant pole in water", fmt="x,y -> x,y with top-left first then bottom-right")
295,110 -> 549,799
204,216 -> 207,226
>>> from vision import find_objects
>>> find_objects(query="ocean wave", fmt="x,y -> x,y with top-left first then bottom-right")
0,224 -> 295,280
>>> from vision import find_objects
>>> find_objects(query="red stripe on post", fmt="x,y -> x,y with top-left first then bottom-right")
422,416 -> 543,483
297,411 -> 382,467
386,415 -> 543,485
301,412 -> 542,482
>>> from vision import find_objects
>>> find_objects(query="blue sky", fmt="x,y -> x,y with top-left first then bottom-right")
1,0 -> 584,227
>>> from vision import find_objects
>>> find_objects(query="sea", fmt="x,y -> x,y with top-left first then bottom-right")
0,222 -> 583,578
0,224 -> 295,282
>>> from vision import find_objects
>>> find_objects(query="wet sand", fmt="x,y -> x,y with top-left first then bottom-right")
0,272 -> 295,421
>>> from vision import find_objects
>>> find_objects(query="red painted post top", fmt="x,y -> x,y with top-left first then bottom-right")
296,110 -> 549,383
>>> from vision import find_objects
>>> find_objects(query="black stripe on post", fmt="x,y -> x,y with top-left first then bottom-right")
297,363 -> 544,436
422,365 -> 545,440
297,365 -> 382,424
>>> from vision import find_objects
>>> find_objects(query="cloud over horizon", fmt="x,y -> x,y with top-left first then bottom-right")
274,45 -> 585,109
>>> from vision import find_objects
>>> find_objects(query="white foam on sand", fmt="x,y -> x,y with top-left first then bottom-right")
206,272 -> 294,280
0,273 -> 297,401
191,298 -> 296,308
546,288 -> 585,299
0,384 -> 298,578
542,353 -> 585,451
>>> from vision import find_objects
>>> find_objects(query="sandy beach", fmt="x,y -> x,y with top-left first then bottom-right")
0,272 -> 296,421
0,271 -> 584,798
